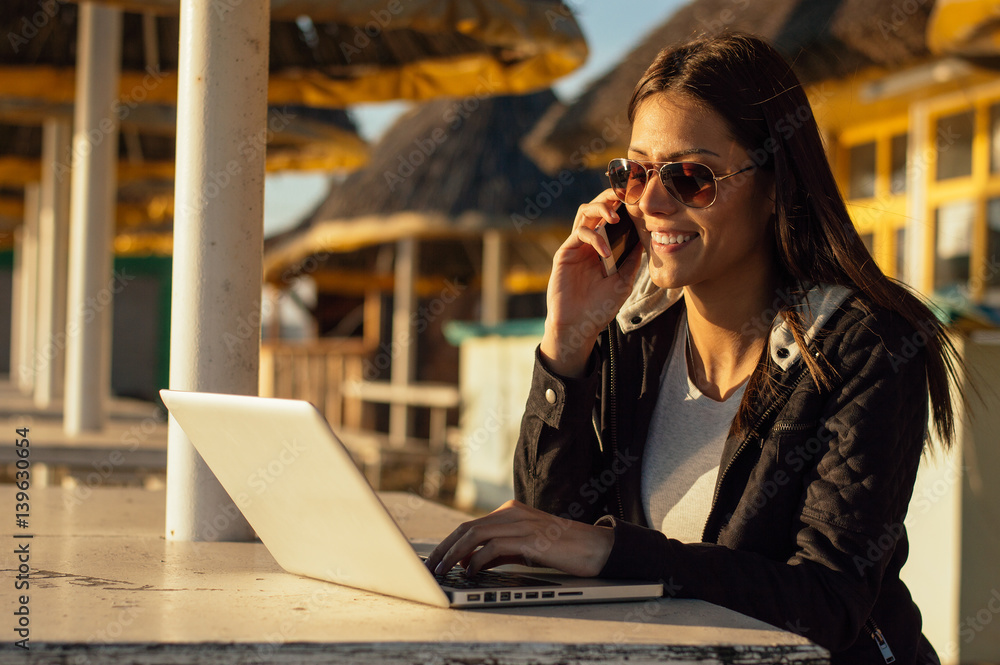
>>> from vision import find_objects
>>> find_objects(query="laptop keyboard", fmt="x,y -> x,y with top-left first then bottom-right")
433,567 -> 559,590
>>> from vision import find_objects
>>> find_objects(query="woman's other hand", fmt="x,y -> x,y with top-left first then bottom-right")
423,500 -> 614,578
540,189 -> 643,378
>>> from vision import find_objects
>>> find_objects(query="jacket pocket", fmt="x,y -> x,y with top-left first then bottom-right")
770,419 -> 832,474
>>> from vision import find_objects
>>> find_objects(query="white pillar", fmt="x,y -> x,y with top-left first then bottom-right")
481,230 -> 507,326
64,3 -> 122,434
165,0 -> 270,541
906,102 -> 930,295
389,238 -> 417,447
13,184 -> 40,395
34,118 -> 72,408
10,228 -> 21,386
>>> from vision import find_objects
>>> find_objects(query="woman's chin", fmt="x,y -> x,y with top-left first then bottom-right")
646,259 -> 689,290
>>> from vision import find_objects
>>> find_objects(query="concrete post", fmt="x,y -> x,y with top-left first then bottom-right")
13,184 -> 40,396
64,3 -> 122,434
481,229 -> 507,326
34,118 -> 72,408
389,238 -> 417,447
9,228 -> 21,388
164,0 -> 270,541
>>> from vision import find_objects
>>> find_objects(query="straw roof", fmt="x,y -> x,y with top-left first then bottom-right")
0,105 -> 364,179
0,103 -> 364,250
1,0 -> 588,249
0,0 -> 370,244
324,90 -> 589,218
0,0 -> 369,165
3,0 -> 587,108
264,89 -> 605,285
523,0 -> 938,172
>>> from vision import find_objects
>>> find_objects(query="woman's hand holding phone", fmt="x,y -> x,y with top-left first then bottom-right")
539,189 -> 643,378
595,207 -> 641,278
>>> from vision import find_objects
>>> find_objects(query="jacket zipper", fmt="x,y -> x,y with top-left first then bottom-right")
701,366 -> 809,543
865,617 -> 896,663
769,421 -> 814,435
607,323 -> 625,520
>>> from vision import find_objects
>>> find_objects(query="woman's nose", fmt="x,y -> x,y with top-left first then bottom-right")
636,168 -> 681,217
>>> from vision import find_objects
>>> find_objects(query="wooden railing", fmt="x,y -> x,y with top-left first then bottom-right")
259,338 -> 460,497
259,337 -> 370,430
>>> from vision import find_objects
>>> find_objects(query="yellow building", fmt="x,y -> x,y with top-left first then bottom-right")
817,0 -> 1000,313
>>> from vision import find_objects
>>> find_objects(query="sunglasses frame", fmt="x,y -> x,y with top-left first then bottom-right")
606,158 -> 756,208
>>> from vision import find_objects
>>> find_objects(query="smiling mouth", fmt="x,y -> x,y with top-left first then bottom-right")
650,231 -> 699,246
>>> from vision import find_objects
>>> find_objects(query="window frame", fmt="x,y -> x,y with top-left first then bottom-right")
838,116 -> 910,279
923,92 -> 1000,304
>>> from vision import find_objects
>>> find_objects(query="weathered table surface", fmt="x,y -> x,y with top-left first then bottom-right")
0,487 -> 828,664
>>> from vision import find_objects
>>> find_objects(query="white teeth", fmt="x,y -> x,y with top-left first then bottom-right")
652,232 -> 697,246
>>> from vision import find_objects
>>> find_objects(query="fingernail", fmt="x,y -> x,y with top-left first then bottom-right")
434,562 -> 445,575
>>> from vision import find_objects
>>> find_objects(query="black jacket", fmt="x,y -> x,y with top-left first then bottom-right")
514,288 -> 940,665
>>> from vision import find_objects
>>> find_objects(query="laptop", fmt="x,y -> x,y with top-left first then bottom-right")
160,389 -> 663,608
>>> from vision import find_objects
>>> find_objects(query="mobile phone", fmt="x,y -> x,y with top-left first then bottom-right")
595,207 -> 640,277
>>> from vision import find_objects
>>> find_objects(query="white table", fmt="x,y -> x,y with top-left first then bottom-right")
0,487 -> 828,664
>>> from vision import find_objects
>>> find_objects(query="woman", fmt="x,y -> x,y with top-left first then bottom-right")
425,32 -> 959,665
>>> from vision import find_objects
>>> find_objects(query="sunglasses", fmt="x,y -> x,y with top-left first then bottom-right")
606,158 -> 756,208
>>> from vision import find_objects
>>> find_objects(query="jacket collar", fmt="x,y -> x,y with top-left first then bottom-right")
767,283 -> 853,371
615,261 -> 853,373
615,261 -> 682,333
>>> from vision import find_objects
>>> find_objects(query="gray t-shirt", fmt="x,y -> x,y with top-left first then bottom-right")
641,313 -> 745,541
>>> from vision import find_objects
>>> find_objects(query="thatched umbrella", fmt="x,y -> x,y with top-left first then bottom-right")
0,105 -> 364,249
0,0 -> 589,239
523,0 -> 938,172
0,2 -> 372,158
0,0 -> 588,240
265,89 -> 603,291
0,0 -> 369,247
5,0 -> 587,108
263,89 -> 603,445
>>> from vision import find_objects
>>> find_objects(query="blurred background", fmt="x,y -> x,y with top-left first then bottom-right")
1,0 -> 999,661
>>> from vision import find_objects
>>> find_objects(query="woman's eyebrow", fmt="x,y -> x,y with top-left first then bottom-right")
628,146 -> 721,160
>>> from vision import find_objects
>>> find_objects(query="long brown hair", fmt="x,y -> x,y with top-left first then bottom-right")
628,32 -> 962,445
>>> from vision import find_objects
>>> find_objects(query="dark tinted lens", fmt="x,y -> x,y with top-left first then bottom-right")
661,162 -> 716,207
607,159 -> 630,194
608,159 -> 647,204
608,159 -> 645,203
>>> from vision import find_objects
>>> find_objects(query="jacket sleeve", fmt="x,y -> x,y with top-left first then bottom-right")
597,307 -> 931,653
513,345 -> 610,524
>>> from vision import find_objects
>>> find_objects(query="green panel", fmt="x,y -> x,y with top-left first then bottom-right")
113,255 -> 172,400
